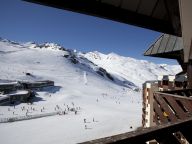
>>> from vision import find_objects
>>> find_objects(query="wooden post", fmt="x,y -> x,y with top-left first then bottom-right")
187,61 -> 192,89
179,0 -> 192,89
179,0 -> 192,63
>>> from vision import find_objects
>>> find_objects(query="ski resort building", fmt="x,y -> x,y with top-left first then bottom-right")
0,80 -> 54,105
0,90 -> 32,105
0,82 -> 18,94
23,0 -> 192,143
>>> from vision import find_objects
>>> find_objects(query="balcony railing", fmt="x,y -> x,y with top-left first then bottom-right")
81,89 -> 192,144
154,90 -> 192,124
81,117 -> 192,144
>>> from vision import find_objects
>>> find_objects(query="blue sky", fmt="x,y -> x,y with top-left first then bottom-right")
0,0 -> 178,64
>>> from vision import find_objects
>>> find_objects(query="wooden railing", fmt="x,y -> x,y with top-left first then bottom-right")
81,90 -> 192,144
80,117 -> 192,144
154,91 -> 192,125
162,89 -> 192,97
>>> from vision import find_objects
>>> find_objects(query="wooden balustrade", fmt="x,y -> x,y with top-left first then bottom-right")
80,117 -> 192,144
154,91 -> 192,125
81,90 -> 192,144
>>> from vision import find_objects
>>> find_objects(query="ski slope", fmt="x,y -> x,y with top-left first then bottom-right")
0,38 -> 181,144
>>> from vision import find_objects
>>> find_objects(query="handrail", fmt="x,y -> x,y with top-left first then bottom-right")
155,91 -> 192,100
80,118 -> 192,144
81,90 -> 192,143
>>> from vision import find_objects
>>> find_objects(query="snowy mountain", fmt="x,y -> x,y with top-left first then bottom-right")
83,51 -> 181,87
0,38 -> 181,144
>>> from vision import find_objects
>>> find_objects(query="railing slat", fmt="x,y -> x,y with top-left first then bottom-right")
154,94 -> 177,122
153,100 -> 168,124
179,99 -> 192,112
153,113 -> 159,125
188,90 -> 192,96
164,96 -> 188,119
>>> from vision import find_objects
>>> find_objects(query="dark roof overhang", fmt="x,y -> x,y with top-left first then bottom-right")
144,34 -> 183,59
23,0 -> 181,36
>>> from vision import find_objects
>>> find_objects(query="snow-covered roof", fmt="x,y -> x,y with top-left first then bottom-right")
0,82 -> 18,86
7,90 -> 29,96
21,80 -> 53,84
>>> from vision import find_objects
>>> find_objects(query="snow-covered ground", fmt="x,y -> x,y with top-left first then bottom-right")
0,38 -> 181,144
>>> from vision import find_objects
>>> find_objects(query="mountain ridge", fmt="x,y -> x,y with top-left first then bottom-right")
0,37 -> 182,89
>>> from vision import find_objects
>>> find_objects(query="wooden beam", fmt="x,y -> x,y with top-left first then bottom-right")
179,99 -> 192,112
164,0 -> 181,36
80,118 -> 192,144
155,133 -> 180,144
23,0 -> 180,36
155,91 -> 192,101
179,0 -> 192,62
187,62 -> 192,88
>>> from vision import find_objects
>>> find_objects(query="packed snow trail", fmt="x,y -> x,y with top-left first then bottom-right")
84,71 -> 88,85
